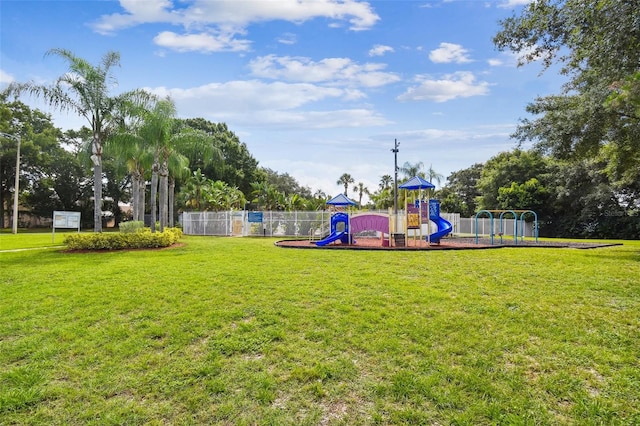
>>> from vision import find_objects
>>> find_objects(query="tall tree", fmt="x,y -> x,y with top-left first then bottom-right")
262,168 -> 312,198
494,0 -> 640,196
426,164 -> 443,187
1,99 -> 84,227
400,161 -> 424,180
352,182 -> 369,208
182,119 -> 259,196
476,149 -> 550,210
250,181 -> 283,210
437,163 -> 483,217
107,126 -> 153,223
379,174 -> 393,191
6,49 -> 152,232
336,173 -> 354,196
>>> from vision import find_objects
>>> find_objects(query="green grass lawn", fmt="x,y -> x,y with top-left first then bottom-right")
1,235 -> 639,425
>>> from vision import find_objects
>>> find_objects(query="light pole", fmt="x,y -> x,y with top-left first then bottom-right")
1,132 -> 21,234
391,138 -> 399,215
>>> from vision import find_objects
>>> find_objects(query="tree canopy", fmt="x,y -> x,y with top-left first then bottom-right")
494,0 -> 640,196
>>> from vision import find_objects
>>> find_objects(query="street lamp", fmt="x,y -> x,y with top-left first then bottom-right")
0,132 -> 21,234
391,138 -> 399,215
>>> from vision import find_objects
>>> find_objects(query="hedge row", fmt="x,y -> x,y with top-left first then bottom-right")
64,228 -> 183,251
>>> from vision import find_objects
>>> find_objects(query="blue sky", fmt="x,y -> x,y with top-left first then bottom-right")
1,0 -> 563,200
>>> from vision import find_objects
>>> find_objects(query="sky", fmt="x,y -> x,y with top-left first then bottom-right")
0,0 -> 564,201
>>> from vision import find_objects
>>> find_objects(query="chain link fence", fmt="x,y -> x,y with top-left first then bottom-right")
180,210 -> 473,238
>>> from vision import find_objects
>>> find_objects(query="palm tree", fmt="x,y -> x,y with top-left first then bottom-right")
353,182 -> 369,208
400,161 -> 425,180
182,168 -> 210,211
7,48 -> 152,232
251,182 -> 283,210
171,126 -> 221,223
427,164 -> 444,187
379,174 -> 393,190
336,173 -> 354,196
166,152 -> 190,227
107,123 -> 154,223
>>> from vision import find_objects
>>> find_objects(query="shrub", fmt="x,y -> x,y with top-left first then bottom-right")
119,221 -> 145,233
64,228 -> 183,251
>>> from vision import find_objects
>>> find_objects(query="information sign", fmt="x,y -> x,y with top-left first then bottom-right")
248,212 -> 263,223
52,211 -> 81,242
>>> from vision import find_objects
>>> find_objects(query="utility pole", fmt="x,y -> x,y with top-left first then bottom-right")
391,139 -> 399,215
1,132 -> 21,234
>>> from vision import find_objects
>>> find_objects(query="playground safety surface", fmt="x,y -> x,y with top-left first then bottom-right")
275,237 -> 621,251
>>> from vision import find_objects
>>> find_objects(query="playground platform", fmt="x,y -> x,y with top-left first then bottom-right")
275,237 -> 620,251
276,237 -> 494,250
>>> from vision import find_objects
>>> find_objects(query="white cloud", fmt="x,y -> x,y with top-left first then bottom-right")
429,42 -> 472,64
248,55 -> 400,87
277,32 -> 297,45
153,30 -> 252,52
498,0 -> 532,8
488,58 -> 503,67
368,44 -> 394,57
91,0 -> 380,36
145,80 -> 389,128
397,71 -> 491,103
0,69 -> 15,84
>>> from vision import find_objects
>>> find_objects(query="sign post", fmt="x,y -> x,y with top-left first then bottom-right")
52,211 -> 81,243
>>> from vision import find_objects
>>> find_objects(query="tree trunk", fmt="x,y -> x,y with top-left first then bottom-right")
138,178 -> 145,222
159,160 -> 168,232
132,171 -> 140,222
94,159 -> 102,232
150,159 -> 159,233
0,186 -> 5,229
169,178 -> 175,227
92,135 -> 103,232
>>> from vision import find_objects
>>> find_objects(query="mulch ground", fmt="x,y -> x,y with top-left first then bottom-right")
275,237 -> 621,251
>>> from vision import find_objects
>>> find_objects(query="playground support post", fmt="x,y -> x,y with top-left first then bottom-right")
391,139 -> 399,216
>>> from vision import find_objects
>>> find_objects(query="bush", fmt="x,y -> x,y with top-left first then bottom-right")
119,221 -> 145,233
64,228 -> 183,251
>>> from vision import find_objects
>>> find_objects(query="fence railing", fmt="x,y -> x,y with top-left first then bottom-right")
181,211 -> 332,237
180,210 -> 484,239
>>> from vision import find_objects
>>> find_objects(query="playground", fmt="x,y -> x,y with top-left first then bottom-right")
276,182 -> 617,251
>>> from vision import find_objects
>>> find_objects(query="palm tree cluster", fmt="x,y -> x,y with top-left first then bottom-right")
5,48 -> 446,226
109,99 -> 221,231
181,169 -> 245,211
6,49 -> 153,231
249,182 -> 328,211
4,48 -> 339,229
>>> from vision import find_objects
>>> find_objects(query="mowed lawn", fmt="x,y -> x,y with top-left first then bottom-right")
1,235 -> 639,425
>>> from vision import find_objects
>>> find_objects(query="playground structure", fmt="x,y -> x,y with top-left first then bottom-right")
314,185 -> 453,247
314,212 -> 351,246
474,210 -> 539,245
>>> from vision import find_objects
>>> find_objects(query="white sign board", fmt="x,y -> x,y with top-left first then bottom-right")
52,211 -> 81,242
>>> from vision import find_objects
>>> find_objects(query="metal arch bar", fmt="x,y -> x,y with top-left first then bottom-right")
519,210 -> 539,243
499,210 -> 518,245
475,210 -> 494,245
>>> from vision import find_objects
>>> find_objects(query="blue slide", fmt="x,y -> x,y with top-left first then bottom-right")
427,199 -> 452,244
429,216 -> 452,243
315,230 -> 347,246
315,212 -> 351,246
